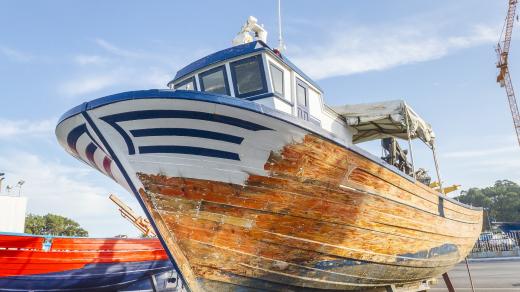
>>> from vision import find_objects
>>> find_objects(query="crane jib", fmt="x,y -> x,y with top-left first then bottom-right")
497,0 -> 520,147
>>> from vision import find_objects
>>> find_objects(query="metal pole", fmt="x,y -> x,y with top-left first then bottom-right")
485,208 -> 493,231
465,257 -> 476,292
405,112 -> 416,179
149,274 -> 158,292
431,143 -> 444,193
442,273 -> 455,292
277,0 -> 284,52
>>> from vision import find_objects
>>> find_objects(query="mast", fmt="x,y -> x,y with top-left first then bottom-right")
277,0 -> 285,52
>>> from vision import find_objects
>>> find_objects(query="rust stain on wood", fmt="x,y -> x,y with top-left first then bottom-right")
136,134 -> 482,291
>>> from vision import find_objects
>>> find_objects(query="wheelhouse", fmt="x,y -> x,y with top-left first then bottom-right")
168,41 -> 338,129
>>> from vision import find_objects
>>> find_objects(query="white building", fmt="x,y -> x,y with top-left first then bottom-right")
0,195 -> 27,233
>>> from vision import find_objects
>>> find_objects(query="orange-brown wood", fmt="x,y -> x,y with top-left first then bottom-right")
136,134 -> 482,291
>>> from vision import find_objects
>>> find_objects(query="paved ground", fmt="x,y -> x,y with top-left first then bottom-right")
429,258 -> 520,291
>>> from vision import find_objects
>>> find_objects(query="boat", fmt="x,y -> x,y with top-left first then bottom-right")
0,232 -> 175,291
55,16 -> 483,291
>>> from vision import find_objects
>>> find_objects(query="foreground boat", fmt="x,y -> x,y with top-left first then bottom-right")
0,233 -> 173,291
55,18 -> 483,291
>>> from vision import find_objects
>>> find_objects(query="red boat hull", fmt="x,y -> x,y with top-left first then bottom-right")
0,233 -> 173,291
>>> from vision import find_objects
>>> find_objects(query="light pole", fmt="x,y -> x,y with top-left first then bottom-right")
15,180 -> 25,196
0,173 -> 4,193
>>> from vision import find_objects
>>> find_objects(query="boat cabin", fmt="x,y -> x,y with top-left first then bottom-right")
167,39 -> 436,185
167,41 -> 351,144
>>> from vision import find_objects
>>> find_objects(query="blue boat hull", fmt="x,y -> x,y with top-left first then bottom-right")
0,260 -> 173,291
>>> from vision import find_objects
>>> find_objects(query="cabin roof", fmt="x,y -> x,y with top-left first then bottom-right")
168,41 -> 323,92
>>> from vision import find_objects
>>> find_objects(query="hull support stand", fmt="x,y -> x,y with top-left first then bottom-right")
465,257 -> 476,292
442,273 -> 455,292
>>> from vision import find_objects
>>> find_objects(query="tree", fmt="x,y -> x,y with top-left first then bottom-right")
457,180 -> 520,224
24,213 -> 89,237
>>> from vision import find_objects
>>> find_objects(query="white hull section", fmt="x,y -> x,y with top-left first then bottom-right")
56,93 -> 314,189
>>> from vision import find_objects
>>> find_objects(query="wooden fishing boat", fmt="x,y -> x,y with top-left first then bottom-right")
0,232 -> 174,291
55,17 -> 482,291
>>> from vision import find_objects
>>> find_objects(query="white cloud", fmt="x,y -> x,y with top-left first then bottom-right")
74,54 -> 110,66
443,146 -> 517,158
0,119 -> 55,139
0,118 -> 143,236
59,37 -> 184,97
95,38 -> 145,58
59,72 -> 121,96
57,38 -> 215,99
136,66 -> 173,88
439,134 -> 520,188
58,66 -> 172,97
0,46 -> 33,62
0,151 -> 142,237
290,24 -> 497,79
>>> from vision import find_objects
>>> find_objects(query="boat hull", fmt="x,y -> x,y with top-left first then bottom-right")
0,234 -> 173,291
56,90 -> 483,291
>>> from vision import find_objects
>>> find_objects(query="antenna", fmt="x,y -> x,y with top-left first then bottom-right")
277,0 -> 285,52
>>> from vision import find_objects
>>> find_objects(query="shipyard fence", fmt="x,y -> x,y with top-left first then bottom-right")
469,231 -> 520,258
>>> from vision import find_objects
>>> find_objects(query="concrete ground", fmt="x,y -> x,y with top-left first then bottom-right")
429,258 -> 520,291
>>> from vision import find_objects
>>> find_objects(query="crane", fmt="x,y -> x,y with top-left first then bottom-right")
109,194 -> 157,237
497,0 -> 520,146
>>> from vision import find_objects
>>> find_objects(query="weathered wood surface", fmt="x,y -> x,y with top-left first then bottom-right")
137,135 -> 482,291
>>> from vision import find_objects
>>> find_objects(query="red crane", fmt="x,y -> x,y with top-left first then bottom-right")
497,0 -> 520,146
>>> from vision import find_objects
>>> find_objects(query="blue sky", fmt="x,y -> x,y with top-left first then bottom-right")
0,0 -> 516,237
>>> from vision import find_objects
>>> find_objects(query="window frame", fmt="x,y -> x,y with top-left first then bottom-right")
229,55 -> 268,98
269,62 -> 285,98
296,78 -> 309,107
174,76 -> 197,91
199,65 -> 230,95
296,78 -> 310,121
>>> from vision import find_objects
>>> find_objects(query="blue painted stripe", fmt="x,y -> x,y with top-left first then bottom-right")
101,110 -> 271,132
396,243 -> 459,262
139,145 -> 240,161
66,124 -> 86,154
103,118 -> 136,155
314,243 -> 459,271
130,128 -> 244,144
85,143 -> 97,166
57,89 -> 481,212
81,112 -> 189,290
99,110 -> 268,156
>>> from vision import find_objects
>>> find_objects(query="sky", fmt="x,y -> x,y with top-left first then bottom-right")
0,0 -> 517,237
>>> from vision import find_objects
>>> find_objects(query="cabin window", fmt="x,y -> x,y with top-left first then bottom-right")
230,55 -> 267,98
174,76 -> 196,91
296,79 -> 309,121
199,65 -> 230,95
269,63 -> 284,97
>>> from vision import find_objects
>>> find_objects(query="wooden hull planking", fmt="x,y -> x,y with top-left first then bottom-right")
137,134 -> 482,291
55,91 -> 483,291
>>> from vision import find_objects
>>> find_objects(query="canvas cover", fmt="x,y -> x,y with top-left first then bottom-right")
332,100 -> 435,146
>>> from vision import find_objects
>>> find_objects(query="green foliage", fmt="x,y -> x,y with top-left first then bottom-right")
24,213 -> 89,237
457,180 -> 520,223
